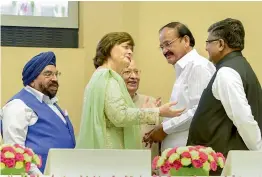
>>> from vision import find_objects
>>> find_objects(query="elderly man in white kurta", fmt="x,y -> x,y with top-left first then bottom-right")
121,60 -> 161,159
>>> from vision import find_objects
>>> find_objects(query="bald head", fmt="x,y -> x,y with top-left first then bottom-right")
129,60 -> 137,69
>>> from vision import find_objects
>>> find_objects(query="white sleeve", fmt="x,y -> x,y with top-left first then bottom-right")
2,99 -> 42,175
163,65 -> 213,134
2,99 -> 31,146
212,67 -> 262,150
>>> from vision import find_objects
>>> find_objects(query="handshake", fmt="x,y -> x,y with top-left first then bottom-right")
142,124 -> 166,148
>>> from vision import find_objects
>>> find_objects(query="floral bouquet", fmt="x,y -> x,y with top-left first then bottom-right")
152,146 -> 226,176
0,144 -> 42,175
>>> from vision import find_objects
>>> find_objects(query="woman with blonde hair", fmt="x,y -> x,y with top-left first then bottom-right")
77,32 -> 185,149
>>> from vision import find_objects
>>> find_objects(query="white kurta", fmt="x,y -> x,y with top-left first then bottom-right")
212,67 -> 262,150
161,49 -> 216,151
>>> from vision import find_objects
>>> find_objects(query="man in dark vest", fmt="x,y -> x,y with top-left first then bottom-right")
1,51 -> 76,174
187,18 -> 262,175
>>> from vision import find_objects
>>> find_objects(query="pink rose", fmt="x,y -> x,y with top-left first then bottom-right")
216,152 -> 223,157
25,162 -> 31,172
1,153 -> 5,162
160,165 -> 169,174
164,167 -> 171,174
171,160 -> 182,170
181,152 -> 191,158
2,146 -> 15,153
192,159 -> 203,168
3,158 -> 15,168
167,147 -> 177,157
152,156 -> 159,170
195,145 -> 205,149
210,152 -> 217,162
24,148 -> 33,156
216,152 -> 226,163
15,153 -> 24,161
163,162 -> 171,172
199,151 -> 208,163
210,161 -> 217,171
188,147 -> 196,151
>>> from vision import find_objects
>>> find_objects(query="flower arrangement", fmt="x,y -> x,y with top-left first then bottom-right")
0,144 -> 42,175
152,146 -> 226,176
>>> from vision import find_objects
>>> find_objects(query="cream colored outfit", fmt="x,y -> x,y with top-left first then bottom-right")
133,93 -> 160,159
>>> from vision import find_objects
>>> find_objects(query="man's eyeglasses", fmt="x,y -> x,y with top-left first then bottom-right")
159,37 -> 180,50
41,71 -> 61,78
122,69 -> 141,77
206,39 -> 220,44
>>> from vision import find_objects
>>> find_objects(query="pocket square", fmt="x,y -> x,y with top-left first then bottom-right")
64,109 -> 68,116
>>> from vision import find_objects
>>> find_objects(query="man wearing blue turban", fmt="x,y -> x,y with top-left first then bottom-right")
1,51 -> 76,174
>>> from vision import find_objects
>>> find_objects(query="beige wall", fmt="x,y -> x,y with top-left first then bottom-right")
135,1 -> 262,103
1,1 -> 262,134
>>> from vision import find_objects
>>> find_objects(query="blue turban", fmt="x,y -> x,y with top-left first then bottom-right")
22,51 -> 56,86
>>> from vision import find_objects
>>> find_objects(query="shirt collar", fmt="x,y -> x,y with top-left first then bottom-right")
215,50 -> 243,69
174,49 -> 198,76
25,85 -> 58,104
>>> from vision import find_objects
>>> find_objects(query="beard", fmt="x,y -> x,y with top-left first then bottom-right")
39,81 -> 59,99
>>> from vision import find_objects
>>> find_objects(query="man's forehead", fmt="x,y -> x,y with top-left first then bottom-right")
128,61 -> 138,69
159,27 -> 177,41
207,32 -> 215,38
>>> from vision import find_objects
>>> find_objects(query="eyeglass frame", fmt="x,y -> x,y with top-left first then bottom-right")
205,38 -> 221,44
159,37 -> 180,50
122,69 -> 141,77
41,70 -> 61,78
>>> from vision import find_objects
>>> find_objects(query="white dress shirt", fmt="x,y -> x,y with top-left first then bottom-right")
212,67 -> 262,150
1,86 -> 66,174
161,49 -> 216,151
